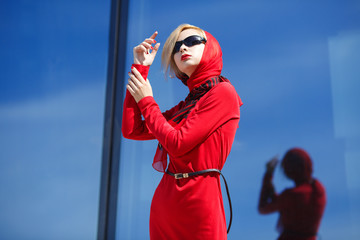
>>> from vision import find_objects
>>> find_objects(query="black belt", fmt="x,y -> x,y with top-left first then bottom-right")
166,168 -> 233,234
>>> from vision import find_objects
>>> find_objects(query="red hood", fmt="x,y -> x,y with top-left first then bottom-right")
178,31 -> 223,91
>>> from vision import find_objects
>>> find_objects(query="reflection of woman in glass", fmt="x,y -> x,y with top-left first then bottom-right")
258,148 -> 326,240
122,24 -> 243,239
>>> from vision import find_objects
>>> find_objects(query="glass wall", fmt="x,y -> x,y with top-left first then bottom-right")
117,0 -> 360,239
0,1 -> 110,239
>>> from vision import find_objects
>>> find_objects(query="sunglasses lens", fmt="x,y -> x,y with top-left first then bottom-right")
174,42 -> 182,53
173,36 -> 205,53
185,36 -> 202,47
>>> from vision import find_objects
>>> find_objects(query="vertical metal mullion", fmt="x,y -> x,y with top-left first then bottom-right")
97,0 -> 129,239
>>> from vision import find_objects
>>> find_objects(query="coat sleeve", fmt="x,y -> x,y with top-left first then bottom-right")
121,64 -> 182,140
258,171 -> 280,214
137,82 -> 240,157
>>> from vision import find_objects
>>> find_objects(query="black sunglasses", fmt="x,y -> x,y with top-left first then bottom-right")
173,35 -> 207,53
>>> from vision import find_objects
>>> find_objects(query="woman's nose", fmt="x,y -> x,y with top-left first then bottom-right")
180,44 -> 188,53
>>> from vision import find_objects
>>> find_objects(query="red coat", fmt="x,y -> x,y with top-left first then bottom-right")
258,172 -> 326,240
122,32 -> 242,240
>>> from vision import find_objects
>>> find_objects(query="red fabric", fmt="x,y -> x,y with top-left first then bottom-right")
152,76 -> 231,173
122,32 -> 242,240
258,173 -> 326,240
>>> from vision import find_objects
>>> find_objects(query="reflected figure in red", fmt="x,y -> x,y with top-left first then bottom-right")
258,148 -> 326,240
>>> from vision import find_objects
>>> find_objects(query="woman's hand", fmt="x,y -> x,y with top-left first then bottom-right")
133,31 -> 161,66
127,67 -> 153,103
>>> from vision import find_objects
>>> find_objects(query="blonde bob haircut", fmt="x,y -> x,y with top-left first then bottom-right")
161,24 -> 206,79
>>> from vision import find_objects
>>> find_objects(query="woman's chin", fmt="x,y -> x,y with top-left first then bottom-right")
178,65 -> 197,77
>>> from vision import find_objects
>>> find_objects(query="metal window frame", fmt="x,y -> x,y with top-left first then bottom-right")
97,0 -> 129,239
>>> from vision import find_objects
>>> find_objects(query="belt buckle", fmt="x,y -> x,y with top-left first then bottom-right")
174,173 -> 189,179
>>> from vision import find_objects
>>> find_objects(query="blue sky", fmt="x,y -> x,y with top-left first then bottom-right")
1,0 -> 360,239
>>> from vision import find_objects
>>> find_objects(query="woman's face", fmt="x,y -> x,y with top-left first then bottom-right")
173,29 -> 206,78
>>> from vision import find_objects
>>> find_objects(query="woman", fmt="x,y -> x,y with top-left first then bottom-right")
122,24 -> 243,239
258,148 -> 326,240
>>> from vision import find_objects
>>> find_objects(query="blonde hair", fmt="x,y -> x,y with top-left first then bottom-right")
161,24 -> 206,79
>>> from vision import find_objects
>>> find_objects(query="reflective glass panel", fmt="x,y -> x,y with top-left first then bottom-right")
0,1 -> 110,239
117,0 -> 360,239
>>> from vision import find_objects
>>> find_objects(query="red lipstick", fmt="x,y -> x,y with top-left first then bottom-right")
181,54 -> 191,61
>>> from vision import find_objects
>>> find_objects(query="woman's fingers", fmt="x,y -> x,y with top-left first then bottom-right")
132,31 -> 159,65
128,74 -> 140,91
153,42 -> 161,51
134,39 -> 156,55
149,31 -> 158,40
143,31 -> 158,53
139,31 -> 158,51
150,42 -> 160,57
143,43 -> 153,55
127,68 -> 153,103
133,44 -> 147,53
130,67 -> 146,84
127,76 -> 137,88
126,82 -> 134,93
141,41 -> 153,51
144,38 -> 157,45
126,78 -> 137,96
127,69 -> 145,93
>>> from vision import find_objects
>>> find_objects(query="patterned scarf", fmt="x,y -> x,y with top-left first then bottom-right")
171,76 -> 229,124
